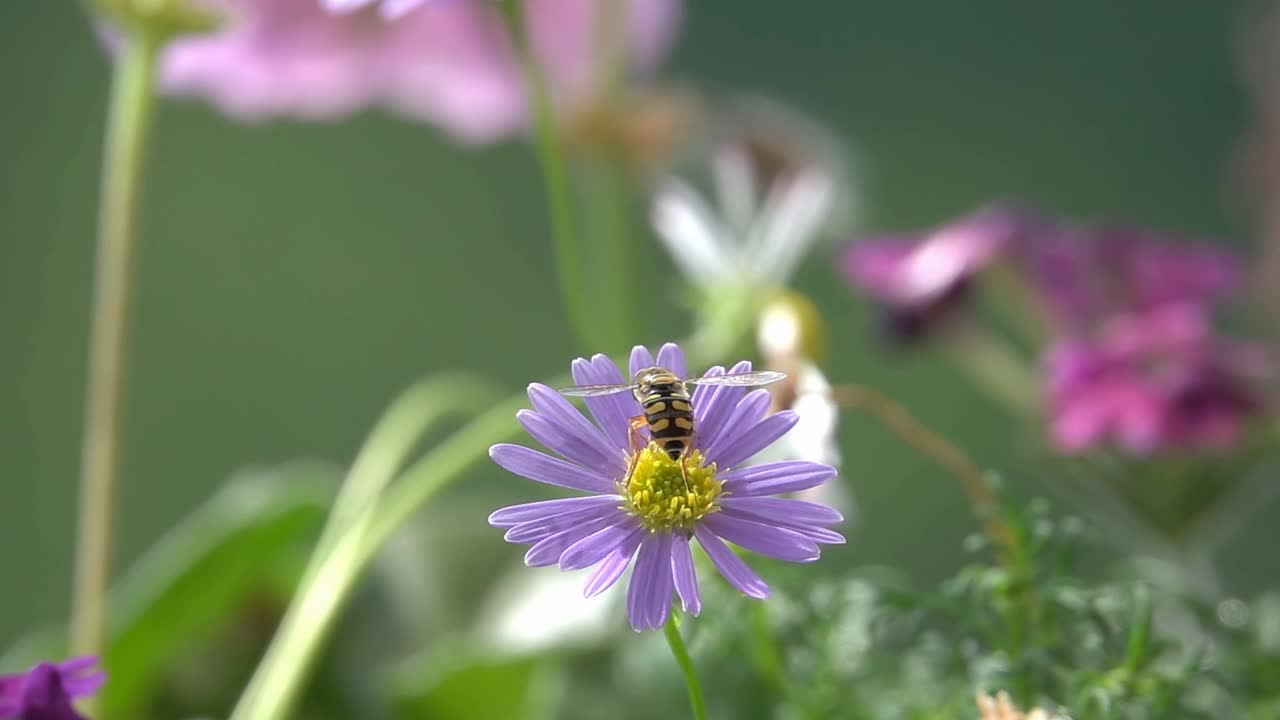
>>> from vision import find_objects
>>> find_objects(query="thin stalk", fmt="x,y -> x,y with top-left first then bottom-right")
663,616 -> 709,720
72,27 -> 163,658
362,392 -> 532,552
587,0 -> 635,346
946,325 -> 1040,417
582,156 -> 636,347
831,383 -> 1017,562
499,0 -> 595,350
228,378 -> 505,720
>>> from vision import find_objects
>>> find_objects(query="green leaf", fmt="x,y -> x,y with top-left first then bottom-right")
388,650 -> 562,720
99,461 -> 339,717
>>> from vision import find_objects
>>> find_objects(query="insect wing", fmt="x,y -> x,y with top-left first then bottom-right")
686,370 -> 787,388
557,382 -> 637,397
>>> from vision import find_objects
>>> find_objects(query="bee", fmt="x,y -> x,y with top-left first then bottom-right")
559,366 -> 786,487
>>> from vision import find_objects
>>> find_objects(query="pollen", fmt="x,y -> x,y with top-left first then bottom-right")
621,443 -> 722,532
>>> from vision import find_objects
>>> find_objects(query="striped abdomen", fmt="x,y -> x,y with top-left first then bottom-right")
641,383 -> 695,460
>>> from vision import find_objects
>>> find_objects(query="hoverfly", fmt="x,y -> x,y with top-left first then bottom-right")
559,366 -> 786,487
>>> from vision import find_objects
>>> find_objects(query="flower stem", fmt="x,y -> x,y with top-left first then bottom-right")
586,0 -> 635,346
228,376 -> 507,720
582,156 -> 636,347
831,383 -> 1018,562
663,615 -> 709,720
499,0 -> 596,351
72,27 -> 162,659
947,324 -> 1040,417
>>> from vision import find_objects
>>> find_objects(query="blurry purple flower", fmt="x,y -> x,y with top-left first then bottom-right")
842,205 -> 1033,341
488,343 -> 844,631
155,0 -> 681,142
0,657 -> 104,720
1025,225 -> 1241,330
1045,304 -> 1266,453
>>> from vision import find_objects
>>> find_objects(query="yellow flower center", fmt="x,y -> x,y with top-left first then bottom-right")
622,443 -> 722,532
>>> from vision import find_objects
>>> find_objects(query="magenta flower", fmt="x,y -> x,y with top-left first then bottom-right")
842,205 -> 1033,340
1045,304 -> 1266,453
154,0 -> 681,142
1025,225 -> 1240,330
488,343 -> 845,631
0,657 -> 104,720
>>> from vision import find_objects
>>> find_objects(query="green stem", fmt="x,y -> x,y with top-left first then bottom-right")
688,284 -> 765,364
228,387 -> 533,720
72,27 -> 162,659
664,616 -> 709,720
587,0 -> 634,346
499,0 -> 595,350
583,156 -> 636,347
362,393 -> 533,553
946,324 -> 1040,417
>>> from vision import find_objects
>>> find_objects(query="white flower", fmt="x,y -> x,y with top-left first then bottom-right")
754,292 -> 854,515
650,98 -> 853,291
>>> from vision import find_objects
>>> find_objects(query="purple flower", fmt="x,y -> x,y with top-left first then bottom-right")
842,205 -> 1033,341
488,343 -> 845,631
0,657 -> 105,720
1045,304 -> 1266,453
153,0 -> 681,142
1025,225 -> 1240,330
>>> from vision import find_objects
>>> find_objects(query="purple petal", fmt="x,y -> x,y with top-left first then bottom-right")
583,530 -> 644,598
701,389 -> 772,462
671,533 -> 701,615
656,342 -> 688,379
52,657 -> 105,699
490,444 -> 615,493
842,237 -> 915,300
690,365 -> 724,408
630,345 -> 655,377
524,513 -> 621,566
517,411 -> 624,480
489,494 -> 621,528
692,360 -> 752,450
702,513 -> 820,562
693,524 -> 770,599
719,497 -> 844,526
709,411 -> 800,469
720,502 -> 847,544
790,525 -> 847,544
560,521 -> 645,570
571,354 -> 637,450
504,503 -> 626,544
720,460 -> 836,496
644,532 -> 675,629
17,664 -> 79,720
626,533 -> 662,630
527,384 -> 624,469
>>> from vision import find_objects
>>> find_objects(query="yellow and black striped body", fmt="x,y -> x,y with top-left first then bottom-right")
633,368 -> 696,460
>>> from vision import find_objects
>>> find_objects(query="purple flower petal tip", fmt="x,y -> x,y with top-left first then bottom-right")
0,657 -> 104,720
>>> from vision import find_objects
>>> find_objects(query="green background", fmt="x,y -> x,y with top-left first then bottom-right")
0,0 -> 1265,653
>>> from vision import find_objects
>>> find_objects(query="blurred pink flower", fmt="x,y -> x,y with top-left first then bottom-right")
1045,304 -> 1266,454
154,0 -> 682,142
842,205 -> 1036,341
1024,225 -> 1240,331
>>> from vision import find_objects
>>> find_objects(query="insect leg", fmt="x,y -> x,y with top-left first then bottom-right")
677,428 -> 697,493
622,416 -> 648,485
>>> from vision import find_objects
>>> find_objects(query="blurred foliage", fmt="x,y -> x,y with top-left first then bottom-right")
4,1 -> 1280,719
554,498 -> 1280,720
